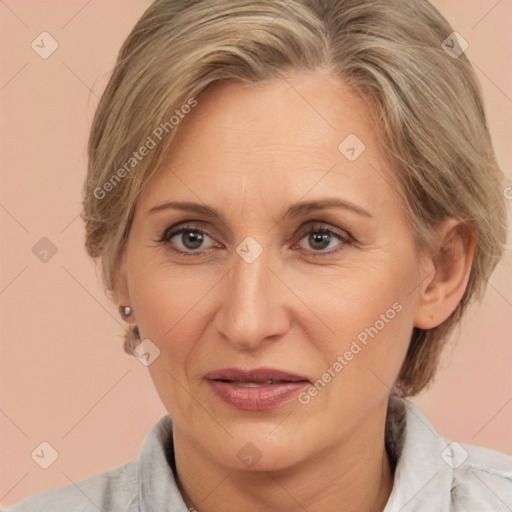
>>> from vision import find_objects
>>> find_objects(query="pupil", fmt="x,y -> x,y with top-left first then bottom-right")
310,232 -> 330,250
183,231 -> 203,249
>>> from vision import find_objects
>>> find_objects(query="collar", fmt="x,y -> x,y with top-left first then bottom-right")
383,396 -> 453,510
136,414 -> 188,511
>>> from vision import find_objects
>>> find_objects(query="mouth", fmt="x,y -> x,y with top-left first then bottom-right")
222,380 -> 285,387
204,367 -> 311,410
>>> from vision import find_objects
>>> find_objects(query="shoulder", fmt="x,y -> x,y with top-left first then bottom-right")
450,441 -> 512,509
0,461 -> 137,512
385,397 -> 512,511
1,414 -> 180,512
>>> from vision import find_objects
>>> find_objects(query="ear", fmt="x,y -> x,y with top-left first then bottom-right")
414,218 -> 475,329
113,250 -> 137,325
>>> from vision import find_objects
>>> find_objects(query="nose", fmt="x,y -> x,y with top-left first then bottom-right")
213,246 -> 291,350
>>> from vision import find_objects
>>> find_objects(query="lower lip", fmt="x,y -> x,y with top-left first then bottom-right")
206,380 -> 309,410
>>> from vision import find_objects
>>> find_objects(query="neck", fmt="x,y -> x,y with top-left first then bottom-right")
172,401 -> 394,512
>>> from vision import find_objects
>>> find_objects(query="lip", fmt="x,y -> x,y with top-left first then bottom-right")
204,367 -> 311,411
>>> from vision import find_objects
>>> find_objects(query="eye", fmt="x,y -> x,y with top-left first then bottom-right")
156,221 -> 353,258
293,222 -> 352,256
157,224 -> 218,256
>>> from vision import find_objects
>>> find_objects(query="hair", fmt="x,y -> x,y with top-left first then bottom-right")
82,0 -> 507,397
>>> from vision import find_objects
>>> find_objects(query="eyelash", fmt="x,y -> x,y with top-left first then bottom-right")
155,222 -> 354,259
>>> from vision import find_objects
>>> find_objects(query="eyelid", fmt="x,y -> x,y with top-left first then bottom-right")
159,217 -> 352,237
158,220 -> 220,242
294,221 -> 352,241
157,223 -> 219,252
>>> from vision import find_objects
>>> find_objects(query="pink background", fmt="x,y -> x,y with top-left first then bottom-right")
1,0 -> 511,506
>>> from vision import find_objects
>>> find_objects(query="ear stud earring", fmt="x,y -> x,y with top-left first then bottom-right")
119,305 -> 132,317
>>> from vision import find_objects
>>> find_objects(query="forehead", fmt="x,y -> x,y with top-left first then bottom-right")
170,71 -> 375,158
139,71 -> 401,216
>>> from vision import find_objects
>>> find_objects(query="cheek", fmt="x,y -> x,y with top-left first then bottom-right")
292,256 -> 417,396
293,257 -> 415,340
128,245 -> 204,333
131,268 -> 216,425
128,261 -> 218,372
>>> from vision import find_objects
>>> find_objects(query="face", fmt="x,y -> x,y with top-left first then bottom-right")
118,70 -> 429,471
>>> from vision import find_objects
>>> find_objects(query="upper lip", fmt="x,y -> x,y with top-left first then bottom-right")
204,367 -> 310,383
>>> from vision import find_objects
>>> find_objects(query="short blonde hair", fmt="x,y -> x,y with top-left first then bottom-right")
82,0 -> 507,397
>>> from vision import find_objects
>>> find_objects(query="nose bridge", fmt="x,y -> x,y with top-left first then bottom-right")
214,243 -> 289,348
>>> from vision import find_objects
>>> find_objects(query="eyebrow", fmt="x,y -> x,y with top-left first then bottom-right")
148,198 -> 372,221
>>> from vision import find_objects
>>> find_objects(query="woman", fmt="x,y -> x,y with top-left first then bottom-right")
3,0 -> 511,510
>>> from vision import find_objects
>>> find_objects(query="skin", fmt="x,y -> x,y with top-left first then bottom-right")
116,69 -> 475,512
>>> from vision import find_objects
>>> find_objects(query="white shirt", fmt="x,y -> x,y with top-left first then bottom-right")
2,396 -> 511,511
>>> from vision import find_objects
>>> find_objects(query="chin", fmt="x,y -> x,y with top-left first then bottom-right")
205,430 -> 310,473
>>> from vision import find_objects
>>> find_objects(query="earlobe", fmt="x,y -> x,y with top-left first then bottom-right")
414,219 -> 475,330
